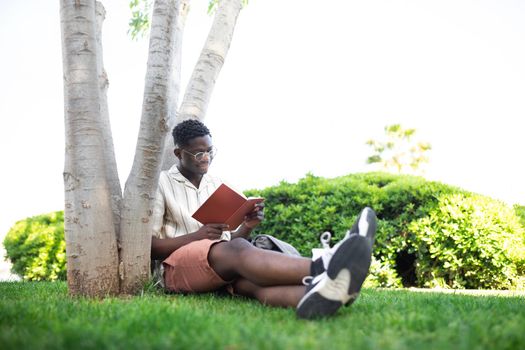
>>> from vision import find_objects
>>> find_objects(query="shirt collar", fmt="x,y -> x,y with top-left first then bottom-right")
167,164 -> 212,190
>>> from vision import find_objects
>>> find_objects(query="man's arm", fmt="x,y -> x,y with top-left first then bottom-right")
151,223 -> 229,260
151,235 -> 195,260
230,223 -> 254,240
230,202 -> 264,240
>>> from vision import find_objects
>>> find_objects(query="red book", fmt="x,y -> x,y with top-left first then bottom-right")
192,183 -> 264,229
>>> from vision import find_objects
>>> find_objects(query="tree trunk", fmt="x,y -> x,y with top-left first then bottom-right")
160,0 -> 242,171
95,1 -> 123,238
118,0 -> 180,294
178,0 -> 242,120
60,0 -> 120,297
60,0 -> 243,296
159,0 -> 189,170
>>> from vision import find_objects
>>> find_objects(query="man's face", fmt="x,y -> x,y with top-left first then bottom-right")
176,135 -> 214,176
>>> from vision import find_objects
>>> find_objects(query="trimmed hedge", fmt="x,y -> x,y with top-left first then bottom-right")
515,204 -> 525,229
4,173 -> 524,289
3,211 -> 66,281
246,172 -> 525,290
410,194 -> 525,289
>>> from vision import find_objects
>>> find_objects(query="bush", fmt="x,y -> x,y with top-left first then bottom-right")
515,204 -> 525,229
5,173 -> 524,290
410,194 -> 525,289
246,172 -> 525,290
364,256 -> 403,288
3,211 -> 66,281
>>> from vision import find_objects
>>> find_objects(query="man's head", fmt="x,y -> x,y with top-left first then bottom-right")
172,119 -> 212,148
172,120 -> 216,177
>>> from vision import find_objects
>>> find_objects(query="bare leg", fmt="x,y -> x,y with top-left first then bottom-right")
208,238 -> 311,286
233,278 -> 306,308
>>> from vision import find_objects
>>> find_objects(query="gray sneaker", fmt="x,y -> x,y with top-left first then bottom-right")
296,235 -> 372,319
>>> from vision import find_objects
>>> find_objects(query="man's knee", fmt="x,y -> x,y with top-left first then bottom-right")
225,237 -> 253,252
229,238 -> 256,261
209,238 -> 253,262
208,239 -> 254,281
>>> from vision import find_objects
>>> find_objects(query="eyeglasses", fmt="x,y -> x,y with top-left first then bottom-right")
181,146 -> 218,161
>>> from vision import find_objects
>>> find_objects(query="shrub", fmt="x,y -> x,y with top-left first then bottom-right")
515,204 -> 525,229
246,172 -> 525,290
363,256 -> 403,288
410,194 -> 525,289
3,211 -> 66,281
4,173 -> 524,290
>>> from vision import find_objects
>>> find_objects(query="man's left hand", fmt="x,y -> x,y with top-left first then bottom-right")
244,202 -> 264,229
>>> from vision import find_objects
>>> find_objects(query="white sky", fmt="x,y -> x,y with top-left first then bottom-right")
1,0 -> 525,240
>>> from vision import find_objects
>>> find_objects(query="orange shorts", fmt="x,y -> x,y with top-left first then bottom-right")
163,239 -> 231,293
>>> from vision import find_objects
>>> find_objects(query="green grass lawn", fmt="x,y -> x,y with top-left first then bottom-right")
1,282 -> 524,350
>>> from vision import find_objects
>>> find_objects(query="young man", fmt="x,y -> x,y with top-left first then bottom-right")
151,119 -> 377,319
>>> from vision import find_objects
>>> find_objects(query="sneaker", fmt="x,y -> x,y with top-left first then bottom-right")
310,231 -> 333,276
347,207 -> 377,246
296,235 -> 372,319
309,207 -> 377,277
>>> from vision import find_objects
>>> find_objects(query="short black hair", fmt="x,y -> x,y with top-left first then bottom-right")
172,119 -> 212,147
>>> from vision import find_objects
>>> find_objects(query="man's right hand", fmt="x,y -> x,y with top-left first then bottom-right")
195,224 -> 229,240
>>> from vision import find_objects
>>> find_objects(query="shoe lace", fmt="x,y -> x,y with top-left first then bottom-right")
311,231 -> 334,264
320,231 -> 332,249
302,272 -> 327,286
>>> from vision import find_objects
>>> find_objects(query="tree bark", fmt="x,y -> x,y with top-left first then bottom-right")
159,0 -> 189,170
118,0 -> 180,294
178,0 -> 242,120
95,1 -> 123,238
60,0 -> 242,296
160,0 -> 242,171
60,0 -> 120,297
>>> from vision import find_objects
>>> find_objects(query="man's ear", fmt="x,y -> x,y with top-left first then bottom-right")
174,148 -> 182,160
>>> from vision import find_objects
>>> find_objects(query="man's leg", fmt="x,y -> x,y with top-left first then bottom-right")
208,238 -> 311,286
233,278 -> 306,308
209,207 -> 377,318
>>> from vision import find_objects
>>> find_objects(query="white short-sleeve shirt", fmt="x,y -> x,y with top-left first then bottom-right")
151,165 -> 226,285
152,165 -> 224,239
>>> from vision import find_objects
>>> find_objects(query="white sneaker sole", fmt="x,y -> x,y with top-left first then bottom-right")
296,235 -> 372,319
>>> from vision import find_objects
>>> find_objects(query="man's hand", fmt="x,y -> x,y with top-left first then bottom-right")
244,202 -> 265,229
195,223 -> 230,240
